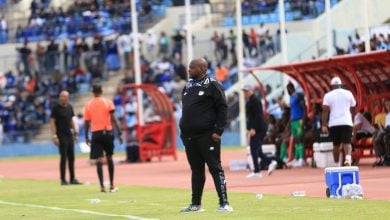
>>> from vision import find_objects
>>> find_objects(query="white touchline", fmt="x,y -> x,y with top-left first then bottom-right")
0,200 -> 159,220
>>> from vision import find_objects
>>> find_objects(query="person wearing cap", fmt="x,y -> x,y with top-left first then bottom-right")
84,83 -> 123,192
50,90 -> 81,185
322,76 -> 356,166
286,82 -> 307,167
242,84 -> 277,178
179,58 -> 232,212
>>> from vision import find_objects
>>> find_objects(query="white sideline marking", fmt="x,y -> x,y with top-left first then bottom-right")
0,200 -> 159,220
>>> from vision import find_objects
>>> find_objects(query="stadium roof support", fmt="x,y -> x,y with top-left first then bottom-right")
243,50 -> 390,113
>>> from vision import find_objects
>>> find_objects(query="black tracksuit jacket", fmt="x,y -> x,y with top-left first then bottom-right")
179,76 -> 228,137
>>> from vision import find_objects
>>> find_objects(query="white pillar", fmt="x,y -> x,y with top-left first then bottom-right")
363,0 -> 370,53
279,0 -> 289,103
325,0 -> 333,57
279,0 -> 288,64
235,0 -> 246,146
185,0 -> 193,69
131,0 -> 144,125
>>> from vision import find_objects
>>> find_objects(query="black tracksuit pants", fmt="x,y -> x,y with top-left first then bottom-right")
249,131 -> 271,173
58,135 -> 75,181
181,133 -> 229,206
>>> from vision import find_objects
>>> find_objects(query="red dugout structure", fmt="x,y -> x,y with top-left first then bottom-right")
121,84 -> 177,162
244,50 -> 390,163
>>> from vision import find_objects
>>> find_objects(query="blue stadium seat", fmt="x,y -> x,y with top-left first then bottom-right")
259,14 -> 269,23
285,12 -> 293,21
269,13 -> 279,23
250,15 -> 260,24
224,17 -> 235,27
242,16 -> 250,25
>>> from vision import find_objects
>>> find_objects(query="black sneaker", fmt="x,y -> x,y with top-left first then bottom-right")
61,180 -> 69,185
101,187 -> 106,193
180,204 -> 203,213
70,179 -> 82,185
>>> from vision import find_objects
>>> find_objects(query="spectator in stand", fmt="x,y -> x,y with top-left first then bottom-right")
17,41 -> 32,77
117,32 -> 131,70
214,63 -> 229,89
211,31 -> 220,62
242,29 -> 250,58
228,29 -> 237,61
145,30 -> 157,60
30,0 -> 39,18
257,23 -> 268,62
158,31 -> 169,58
218,33 -> 228,62
171,30 -> 185,61
249,28 -> 257,57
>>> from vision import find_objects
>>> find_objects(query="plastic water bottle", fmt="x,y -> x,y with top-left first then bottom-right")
292,191 -> 306,197
256,194 -> 263,199
89,199 -> 102,204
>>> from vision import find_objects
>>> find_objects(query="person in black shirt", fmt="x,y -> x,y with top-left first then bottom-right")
242,85 -> 277,178
50,90 -> 81,185
179,58 -> 233,213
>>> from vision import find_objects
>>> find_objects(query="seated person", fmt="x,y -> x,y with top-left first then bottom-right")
353,109 -> 374,141
372,100 -> 388,166
382,99 -> 390,166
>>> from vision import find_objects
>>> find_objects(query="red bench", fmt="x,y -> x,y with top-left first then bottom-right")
352,137 -> 374,164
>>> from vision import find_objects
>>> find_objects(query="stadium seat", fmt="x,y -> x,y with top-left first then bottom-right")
224,17 -> 235,27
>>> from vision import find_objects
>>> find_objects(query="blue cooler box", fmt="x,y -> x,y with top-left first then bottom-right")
324,166 -> 360,198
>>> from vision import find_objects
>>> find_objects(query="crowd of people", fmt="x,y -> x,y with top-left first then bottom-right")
336,32 -> 390,55
241,0 -> 330,18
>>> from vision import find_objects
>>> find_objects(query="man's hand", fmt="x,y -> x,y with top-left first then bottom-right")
73,133 -> 79,142
322,126 -> 329,135
248,129 -> 256,137
118,135 -> 123,145
211,133 -> 221,142
53,136 -> 59,146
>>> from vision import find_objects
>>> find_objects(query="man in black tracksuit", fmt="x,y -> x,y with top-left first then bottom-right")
50,90 -> 81,185
179,58 -> 232,212
242,85 -> 277,178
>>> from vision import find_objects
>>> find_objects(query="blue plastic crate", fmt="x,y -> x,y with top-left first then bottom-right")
324,166 -> 360,198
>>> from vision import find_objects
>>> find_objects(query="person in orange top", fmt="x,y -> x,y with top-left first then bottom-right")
214,63 -> 228,83
84,83 -> 122,192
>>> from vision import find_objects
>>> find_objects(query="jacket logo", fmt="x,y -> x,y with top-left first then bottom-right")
184,92 -> 188,96
198,91 -> 204,96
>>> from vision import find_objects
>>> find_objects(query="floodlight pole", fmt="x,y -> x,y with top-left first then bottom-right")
325,0 -> 333,58
131,0 -> 144,125
185,0 -> 193,70
363,0 -> 370,53
235,0 -> 247,146
278,0 -> 287,64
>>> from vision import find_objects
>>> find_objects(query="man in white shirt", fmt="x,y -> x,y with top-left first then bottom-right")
322,77 -> 356,166
117,32 -> 131,69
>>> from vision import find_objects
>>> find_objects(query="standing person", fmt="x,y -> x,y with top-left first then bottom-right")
179,58 -> 233,212
242,84 -> 277,178
322,77 -> 356,166
84,83 -> 123,192
50,90 -> 81,185
286,82 -> 307,167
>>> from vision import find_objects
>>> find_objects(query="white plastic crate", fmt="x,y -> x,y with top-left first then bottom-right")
313,142 -> 338,168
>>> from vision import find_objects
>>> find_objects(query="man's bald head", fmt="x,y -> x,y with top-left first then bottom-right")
59,90 -> 69,107
188,58 -> 208,80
